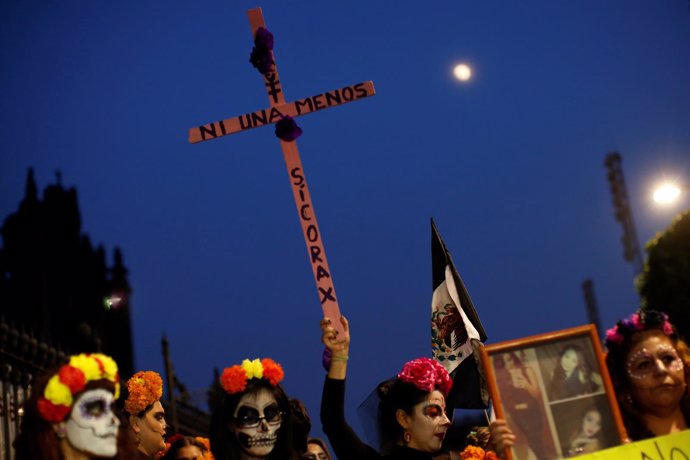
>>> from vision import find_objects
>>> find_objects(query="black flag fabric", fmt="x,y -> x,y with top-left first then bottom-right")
431,218 -> 489,409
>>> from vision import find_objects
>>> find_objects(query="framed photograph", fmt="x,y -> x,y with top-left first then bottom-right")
480,324 -> 627,459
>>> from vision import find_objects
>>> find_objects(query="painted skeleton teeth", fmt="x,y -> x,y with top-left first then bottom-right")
247,434 -> 277,446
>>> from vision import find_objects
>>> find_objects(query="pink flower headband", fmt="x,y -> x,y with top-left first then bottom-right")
397,357 -> 452,396
605,309 -> 676,350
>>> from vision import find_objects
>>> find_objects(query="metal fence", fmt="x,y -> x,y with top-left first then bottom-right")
0,319 -> 67,460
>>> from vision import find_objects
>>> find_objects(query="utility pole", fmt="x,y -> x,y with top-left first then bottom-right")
161,334 -> 179,434
604,152 -> 644,274
581,278 -> 602,338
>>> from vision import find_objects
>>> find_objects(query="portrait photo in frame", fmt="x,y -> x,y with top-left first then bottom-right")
480,324 -> 627,459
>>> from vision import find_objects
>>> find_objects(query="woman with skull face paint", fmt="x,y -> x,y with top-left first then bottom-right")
209,357 -> 300,460
123,370 -> 168,458
604,309 -> 690,440
320,316 -> 453,459
13,353 -> 137,460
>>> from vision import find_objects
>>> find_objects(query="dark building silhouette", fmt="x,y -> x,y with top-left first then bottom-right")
0,168 -> 134,377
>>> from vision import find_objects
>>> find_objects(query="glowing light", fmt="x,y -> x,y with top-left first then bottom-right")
453,63 -> 472,82
652,183 -> 681,204
103,296 -> 122,310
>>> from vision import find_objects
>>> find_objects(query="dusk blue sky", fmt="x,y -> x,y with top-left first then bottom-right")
2,0 -> 689,441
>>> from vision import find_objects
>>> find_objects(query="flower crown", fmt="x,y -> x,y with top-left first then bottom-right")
605,309 -> 676,350
220,358 -> 284,394
38,353 -> 120,422
397,357 -> 453,396
124,370 -> 163,415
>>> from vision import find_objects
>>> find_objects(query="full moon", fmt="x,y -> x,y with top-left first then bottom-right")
453,63 -> 472,81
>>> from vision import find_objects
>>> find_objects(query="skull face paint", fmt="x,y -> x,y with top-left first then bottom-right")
65,388 -> 120,457
231,388 -> 282,458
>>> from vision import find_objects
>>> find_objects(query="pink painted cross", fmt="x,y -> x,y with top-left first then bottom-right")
189,8 -> 375,336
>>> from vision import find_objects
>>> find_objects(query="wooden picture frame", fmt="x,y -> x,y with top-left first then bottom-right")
480,325 -> 627,459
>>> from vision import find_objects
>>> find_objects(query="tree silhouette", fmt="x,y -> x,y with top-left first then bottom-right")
637,209 -> 690,338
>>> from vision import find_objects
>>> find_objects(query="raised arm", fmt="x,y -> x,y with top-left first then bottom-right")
319,316 -> 379,460
322,316 -> 350,380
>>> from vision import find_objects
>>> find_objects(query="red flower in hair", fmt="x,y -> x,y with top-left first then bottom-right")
261,358 -> 284,386
220,357 -> 285,395
58,365 -> 86,394
37,398 -> 71,423
220,365 -> 247,394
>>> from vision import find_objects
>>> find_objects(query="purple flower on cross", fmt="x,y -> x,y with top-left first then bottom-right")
275,115 -> 303,142
254,27 -> 274,50
249,27 -> 275,75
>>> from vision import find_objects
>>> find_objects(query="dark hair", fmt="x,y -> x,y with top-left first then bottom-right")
605,325 -> 690,440
209,378 -> 298,460
14,366 -> 137,460
549,344 -> 596,399
290,398 -> 312,453
377,378 -> 430,454
304,437 -> 332,460
161,435 -> 209,460
557,345 -> 588,372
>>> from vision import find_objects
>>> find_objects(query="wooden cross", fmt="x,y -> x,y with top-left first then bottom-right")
189,8 -> 375,336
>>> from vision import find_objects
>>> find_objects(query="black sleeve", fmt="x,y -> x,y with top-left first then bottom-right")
320,376 -> 380,460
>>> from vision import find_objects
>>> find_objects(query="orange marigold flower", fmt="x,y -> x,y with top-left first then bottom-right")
460,445 -> 486,460
485,451 -> 499,460
220,365 -> 247,394
261,358 -> 284,386
125,371 -> 163,415
195,437 -> 215,460
195,436 -> 211,451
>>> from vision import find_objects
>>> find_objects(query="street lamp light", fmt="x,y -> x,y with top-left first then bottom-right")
652,183 -> 688,205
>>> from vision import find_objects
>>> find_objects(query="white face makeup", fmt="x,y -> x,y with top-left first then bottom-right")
405,390 -> 451,453
65,388 -> 119,457
231,388 -> 282,458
